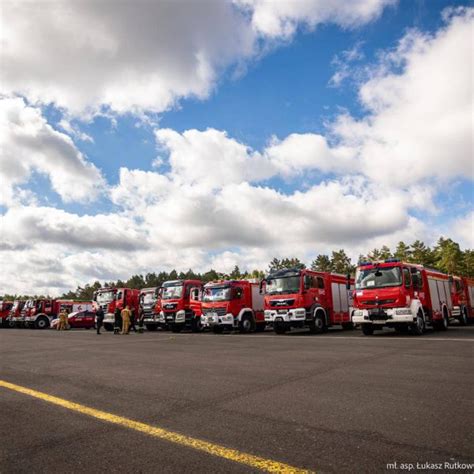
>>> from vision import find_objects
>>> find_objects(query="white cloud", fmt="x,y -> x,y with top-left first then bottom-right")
332,8 -> 474,186
0,97 -> 104,205
1,1 -> 255,116
236,0 -> 395,38
1,0 -> 393,117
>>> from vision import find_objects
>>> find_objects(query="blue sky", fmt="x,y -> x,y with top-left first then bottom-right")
1,0 -> 472,294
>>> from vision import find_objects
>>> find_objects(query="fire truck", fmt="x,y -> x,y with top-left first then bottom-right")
139,287 -> 162,331
93,287 -> 141,332
451,276 -> 474,325
263,268 -> 354,334
22,299 -> 93,329
201,280 -> 265,333
158,279 -> 202,332
352,259 -> 453,335
7,300 -> 25,327
0,300 -> 13,328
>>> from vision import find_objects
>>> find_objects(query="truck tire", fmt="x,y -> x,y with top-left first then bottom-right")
309,310 -> 326,334
458,306 -> 468,326
361,324 -> 374,336
2,319 -> 14,329
35,317 -> 49,330
171,324 -> 183,333
104,323 -> 114,332
433,309 -> 448,331
411,312 -> 425,336
274,321 -> 287,334
239,314 -> 256,333
146,324 -> 157,331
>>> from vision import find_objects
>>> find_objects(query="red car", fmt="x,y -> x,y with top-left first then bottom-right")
51,310 -> 96,330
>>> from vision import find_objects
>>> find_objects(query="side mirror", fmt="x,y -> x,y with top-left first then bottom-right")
410,267 -> 417,274
346,273 -> 351,290
448,276 -> 453,284
259,280 -> 264,294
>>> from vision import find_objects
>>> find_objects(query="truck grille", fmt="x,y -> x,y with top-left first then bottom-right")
362,299 -> 396,306
269,299 -> 295,307
202,307 -> 227,316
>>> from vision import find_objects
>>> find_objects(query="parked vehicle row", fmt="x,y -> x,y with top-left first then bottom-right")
2,260 -> 473,336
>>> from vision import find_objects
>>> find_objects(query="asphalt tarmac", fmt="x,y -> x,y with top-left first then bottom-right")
1,326 -> 473,473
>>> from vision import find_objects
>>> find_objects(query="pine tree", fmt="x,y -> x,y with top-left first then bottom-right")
310,255 -> 332,272
331,249 -> 354,274
394,241 -> 411,261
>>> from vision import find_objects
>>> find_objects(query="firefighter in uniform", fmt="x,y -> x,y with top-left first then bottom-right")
121,305 -> 131,335
57,308 -> 68,331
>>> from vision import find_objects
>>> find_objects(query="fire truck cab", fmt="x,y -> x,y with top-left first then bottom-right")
263,268 -> 354,334
158,279 -> 203,333
0,300 -> 13,328
201,280 -> 265,333
94,288 -> 140,332
139,287 -> 162,331
451,276 -> 474,325
352,260 -> 453,335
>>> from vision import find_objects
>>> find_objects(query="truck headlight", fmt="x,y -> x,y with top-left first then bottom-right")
353,310 -> 363,317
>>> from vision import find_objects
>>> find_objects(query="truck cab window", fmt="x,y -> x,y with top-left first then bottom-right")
234,288 -> 243,299
317,277 -> 325,289
403,268 -> 411,288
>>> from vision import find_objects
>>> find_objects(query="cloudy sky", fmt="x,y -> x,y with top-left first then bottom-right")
1,0 -> 473,295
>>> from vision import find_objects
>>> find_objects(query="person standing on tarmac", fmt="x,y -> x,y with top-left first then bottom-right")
96,307 -> 104,335
57,308 -> 68,331
121,305 -> 131,335
129,307 -> 137,332
114,307 -> 122,335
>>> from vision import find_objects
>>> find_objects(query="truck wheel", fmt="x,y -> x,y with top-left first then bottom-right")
104,323 -> 114,332
458,307 -> 468,326
255,323 -> 266,332
171,324 -> 182,333
274,322 -> 287,334
433,309 -> 448,331
361,324 -> 374,336
411,312 -> 425,336
146,324 -> 157,331
2,319 -> 14,328
341,322 -> 354,330
212,326 -> 224,334
239,314 -> 256,333
35,317 -> 49,330
309,311 -> 326,334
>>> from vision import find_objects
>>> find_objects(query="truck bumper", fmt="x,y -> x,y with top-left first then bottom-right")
201,313 -> 234,328
264,308 -> 306,324
103,313 -> 115,325
352,308 -> 415,325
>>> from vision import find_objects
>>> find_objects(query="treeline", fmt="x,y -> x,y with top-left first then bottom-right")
4,237 -> 472,301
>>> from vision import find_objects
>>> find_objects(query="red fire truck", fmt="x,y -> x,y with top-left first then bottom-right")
451,276 -> 474,325
22,299 -> 93,329
158,279 -> 203,332
139,287 -> 162,331
263,268 -> 354,334
93,287 -> 141,332
0,300 -> 13,328
352,259 -> 453,335
201,279 -> 265,333
7,300 -> 25,327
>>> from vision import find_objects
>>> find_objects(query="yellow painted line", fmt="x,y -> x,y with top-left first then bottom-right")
0,379 -> 311,474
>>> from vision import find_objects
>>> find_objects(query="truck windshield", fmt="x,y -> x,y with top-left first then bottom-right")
12,301 -> 20,310
141,292 -> 157,305
356,266 -> 402,290
203,286 -> 231,302
162,284 -> 183,299
96,291 -> 115,304
266,276 -> 300,295
25,300 -> 34,308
